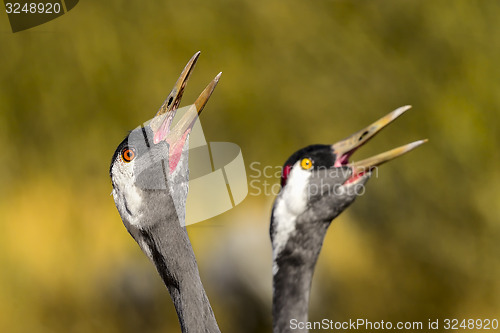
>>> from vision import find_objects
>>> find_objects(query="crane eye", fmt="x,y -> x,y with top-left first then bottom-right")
300,158 -> 313,170
121,147 -> 136,163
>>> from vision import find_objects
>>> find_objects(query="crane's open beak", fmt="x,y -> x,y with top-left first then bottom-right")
151,51 -> 200,144
331,105 -> 427,184
165,72 -> 222,145
165,72 -> 222,151
164,72 -> 221,172
148,52 -> 221,173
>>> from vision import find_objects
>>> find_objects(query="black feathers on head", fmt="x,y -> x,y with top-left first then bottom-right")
281,144 -> 337,187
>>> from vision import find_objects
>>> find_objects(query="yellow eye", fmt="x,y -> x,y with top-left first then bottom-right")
300,158 -> 313,170
121,148 -> 136,163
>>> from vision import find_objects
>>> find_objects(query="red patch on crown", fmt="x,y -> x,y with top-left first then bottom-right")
281,165 -> 292,187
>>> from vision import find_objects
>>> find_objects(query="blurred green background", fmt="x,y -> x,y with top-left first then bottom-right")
1,1 -> 499,332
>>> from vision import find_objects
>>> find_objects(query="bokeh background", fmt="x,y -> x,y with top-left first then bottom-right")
1,1 -> 499,332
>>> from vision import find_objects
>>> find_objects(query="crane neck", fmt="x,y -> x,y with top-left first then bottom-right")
134,188 -> 220,333
271,213 -> 330,333
140,221 -> 221,333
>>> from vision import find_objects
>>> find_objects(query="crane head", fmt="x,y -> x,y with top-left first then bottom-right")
110,52 -> 221,229
270,106 -> 427,263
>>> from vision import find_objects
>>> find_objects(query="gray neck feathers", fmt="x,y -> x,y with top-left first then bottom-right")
130,133 -> 220,333
141,223 -> 220,333
272,212 -> 330,333
137,189 -> 220,333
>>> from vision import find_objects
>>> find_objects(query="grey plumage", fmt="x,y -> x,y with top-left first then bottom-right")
271,162 -> 370,333
110,53 -> 222,333
270,107 -> 426,333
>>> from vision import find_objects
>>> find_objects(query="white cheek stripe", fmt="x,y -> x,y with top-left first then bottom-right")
111,162 -> 144,227
272,163 -> 311,274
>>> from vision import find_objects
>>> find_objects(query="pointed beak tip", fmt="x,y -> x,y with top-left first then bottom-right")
192,51 -> 201,61
412,138 -> 429,148
392,105 -> 412,118
413,138 -> 428,145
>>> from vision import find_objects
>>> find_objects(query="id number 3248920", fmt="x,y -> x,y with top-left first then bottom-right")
5,2 -> 62,14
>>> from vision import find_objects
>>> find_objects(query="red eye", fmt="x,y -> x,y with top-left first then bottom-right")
121,148 -> 136,163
